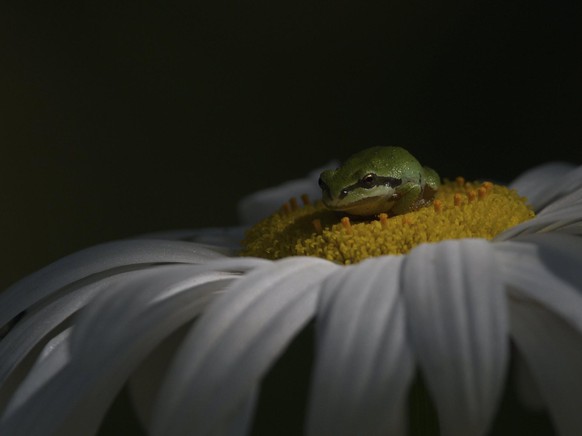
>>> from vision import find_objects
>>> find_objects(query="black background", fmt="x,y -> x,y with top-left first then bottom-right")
1,1 -> 581,289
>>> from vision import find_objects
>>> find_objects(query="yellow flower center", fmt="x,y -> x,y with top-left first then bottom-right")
241,179 -> 535,264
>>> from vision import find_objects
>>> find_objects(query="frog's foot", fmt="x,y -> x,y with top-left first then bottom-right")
391,185 -> 422,215
408,183 -> 438,211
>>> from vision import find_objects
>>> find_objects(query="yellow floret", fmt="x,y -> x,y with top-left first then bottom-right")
241,180 -> 535,264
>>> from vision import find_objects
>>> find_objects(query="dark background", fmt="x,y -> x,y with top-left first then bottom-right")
1,1 -> 581,290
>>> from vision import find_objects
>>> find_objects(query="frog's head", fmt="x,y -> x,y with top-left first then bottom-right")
318,147 -> 411,216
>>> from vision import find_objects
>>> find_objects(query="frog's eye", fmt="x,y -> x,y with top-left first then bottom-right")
360,173 -> 377,189
318,177 -> 329,192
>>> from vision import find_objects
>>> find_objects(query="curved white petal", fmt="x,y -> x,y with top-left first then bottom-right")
535,165 -> 582,212
402,239 -> 508,436
536,184 -> 582,214
237,161 -> 338,225
128,324 -> 192,430
151,257 -> 339,436
0,239 -> 226,329
509,298 -> 582,436
495,197 -> 582,241
0,267 -> 169,393
494,233 -> 582,434
129,321 -> 261,436
2,328 -> 72,416
306,255 -> 413,436
223,388 -> 259,436
509,162 -> 578,210
495,233 -> 582,332
0,262 -> 247,436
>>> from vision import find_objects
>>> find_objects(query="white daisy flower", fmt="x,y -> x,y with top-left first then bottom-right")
1,161 -> 581,436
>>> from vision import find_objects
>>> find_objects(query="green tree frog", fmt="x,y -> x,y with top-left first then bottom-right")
318,146 -> 440,217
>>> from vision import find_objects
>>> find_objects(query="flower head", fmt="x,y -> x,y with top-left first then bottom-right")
1,161 -> 582,436
242,179 -> 534,263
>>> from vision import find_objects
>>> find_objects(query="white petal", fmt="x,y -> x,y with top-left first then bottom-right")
509,297 -> 582,436
0,263 -> 241,436
495,233 -> 582,431
237,161 -> 338,225
151,257 -> 338,436
509,162 -> 577,210
0,239 -> 226,329
536,184 -> 582,215
128,324 -> 192,430
211,389 -> 259,436
495,199 -> 582,241
2,328 -> 72,417
129,315 -> 261,436
495,233 -> 582,332
306,255 -> 413,436
0,268 -> 165,393
534,165 -> 582,212
402,239 -> 508,436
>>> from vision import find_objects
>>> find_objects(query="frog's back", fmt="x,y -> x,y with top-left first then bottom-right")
344,146 -> 413,166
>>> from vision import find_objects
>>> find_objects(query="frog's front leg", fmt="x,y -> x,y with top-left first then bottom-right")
391,183 -> 422,215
